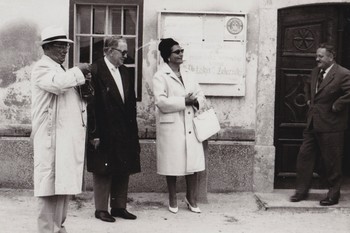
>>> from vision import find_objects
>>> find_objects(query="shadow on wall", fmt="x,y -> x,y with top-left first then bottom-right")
0,20 -> 41,125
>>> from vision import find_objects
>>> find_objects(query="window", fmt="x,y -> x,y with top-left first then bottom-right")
69,0 -> 143,100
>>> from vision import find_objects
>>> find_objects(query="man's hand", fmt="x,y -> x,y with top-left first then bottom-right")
185,93 -> 197,106
84,72 -> 92,82
77,63 -> 91,76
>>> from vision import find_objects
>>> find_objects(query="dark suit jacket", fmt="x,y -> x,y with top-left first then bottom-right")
306,63 -> 350,132
86,58 -> 141,175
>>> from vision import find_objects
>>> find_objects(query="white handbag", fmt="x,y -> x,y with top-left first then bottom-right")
193,108 -> 220,142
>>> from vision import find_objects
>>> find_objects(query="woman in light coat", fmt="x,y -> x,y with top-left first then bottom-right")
153,38 -> 205,214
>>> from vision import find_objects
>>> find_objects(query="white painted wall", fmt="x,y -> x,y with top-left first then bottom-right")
139,0 -> 260,137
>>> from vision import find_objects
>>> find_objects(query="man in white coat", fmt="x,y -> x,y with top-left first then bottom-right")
31,26 -> 91,233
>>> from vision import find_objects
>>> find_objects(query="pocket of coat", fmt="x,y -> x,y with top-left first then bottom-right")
159,113 -> 175,123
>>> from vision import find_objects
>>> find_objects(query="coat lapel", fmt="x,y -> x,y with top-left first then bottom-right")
310,68 -> 317,100
99,60 -> 125,106
119,66 -> 130,103
181,69 -> 191,90
162,64 -> 184,87
316,64 -> 336,94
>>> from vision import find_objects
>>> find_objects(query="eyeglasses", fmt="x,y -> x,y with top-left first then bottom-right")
111,48 -> 128,56
52,44 -> 70,50
171,49 -> 184,54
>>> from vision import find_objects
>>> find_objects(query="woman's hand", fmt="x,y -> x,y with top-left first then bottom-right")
185,93 -> 197,106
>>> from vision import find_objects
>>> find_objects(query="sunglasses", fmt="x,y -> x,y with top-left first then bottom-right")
171,49 -> 184,54
52,44 -> 70,50
111,48 -> 128,56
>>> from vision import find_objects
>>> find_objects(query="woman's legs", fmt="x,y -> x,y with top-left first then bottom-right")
166,176 -> 177,207
185,173 -> 198,207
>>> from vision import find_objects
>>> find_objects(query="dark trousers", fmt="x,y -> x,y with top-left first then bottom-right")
93,173 -> 129,211
296,129 -> 343,199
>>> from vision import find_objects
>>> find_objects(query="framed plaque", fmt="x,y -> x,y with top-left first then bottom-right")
158,11 -> 247,96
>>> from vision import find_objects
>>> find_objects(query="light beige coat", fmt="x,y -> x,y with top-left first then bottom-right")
31,55 -> 87,197
153,64 -> 205,175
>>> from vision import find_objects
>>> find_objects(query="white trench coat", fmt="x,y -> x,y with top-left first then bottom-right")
153,64 -> 205,175
31,55 -> 87,197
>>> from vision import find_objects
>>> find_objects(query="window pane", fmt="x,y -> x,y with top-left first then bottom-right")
124,38 -> 136,64
78,37 -> 90,63
110,7 -> 122,35
92,37 -> 104,62
124,7 -> 137,35
73,2 -> 142,101
93,6 -> 106,34
77,5 -> 91,34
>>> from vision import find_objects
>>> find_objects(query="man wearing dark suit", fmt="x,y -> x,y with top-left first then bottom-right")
87,36 -> 141,222
290,43 -> 350,206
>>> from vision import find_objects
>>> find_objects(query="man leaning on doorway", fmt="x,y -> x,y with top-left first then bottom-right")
290,43 -> 350,206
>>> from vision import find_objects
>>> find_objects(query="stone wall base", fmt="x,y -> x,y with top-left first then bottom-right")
0,138 -> 257,192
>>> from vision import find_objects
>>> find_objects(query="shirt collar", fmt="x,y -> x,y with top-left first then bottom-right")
323,63 -> 334,76
43,54 -> 62,68
104,56 -> 117,71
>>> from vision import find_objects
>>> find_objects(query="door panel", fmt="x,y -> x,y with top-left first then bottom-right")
275,5 -> 339,187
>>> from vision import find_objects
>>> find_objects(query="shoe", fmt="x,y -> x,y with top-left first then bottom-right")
290,193 -> 308,202
185,198 -> 201,213
168,205 -> 178,214
320,197 -> 339,206
111,208 -> 137,220
95,210 -> 115,222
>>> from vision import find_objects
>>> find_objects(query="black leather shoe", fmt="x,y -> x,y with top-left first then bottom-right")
111,208 -> 137,220
320,197 -> 339,206
290,193 -> 308,202
95,210 -> 115,222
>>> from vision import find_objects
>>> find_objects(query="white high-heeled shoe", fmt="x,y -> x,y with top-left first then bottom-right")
185,198 -> 201,213
168,205 -> 178,214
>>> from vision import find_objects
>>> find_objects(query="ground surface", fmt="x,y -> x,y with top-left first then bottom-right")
0,189 -> 349,233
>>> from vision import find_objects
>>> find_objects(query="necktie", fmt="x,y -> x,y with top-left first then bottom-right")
317,69 -> 325,92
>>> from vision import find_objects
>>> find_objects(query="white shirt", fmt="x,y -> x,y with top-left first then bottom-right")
316,63 -> 334,93
104,57 -> 124,102
322,63 -> 334,80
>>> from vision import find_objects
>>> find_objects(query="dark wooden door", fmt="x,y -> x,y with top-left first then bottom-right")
274,5 -> 341,188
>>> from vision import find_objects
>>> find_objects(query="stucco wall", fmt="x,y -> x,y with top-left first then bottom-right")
0,0 -> 260,140
7,0 -> 344,192
138,0 -> 260,140
0,0 -> 260,192
0,0 -> 69,133
0,138 -> 255,192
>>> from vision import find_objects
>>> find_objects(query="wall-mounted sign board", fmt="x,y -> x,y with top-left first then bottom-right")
158,11 -> 247,96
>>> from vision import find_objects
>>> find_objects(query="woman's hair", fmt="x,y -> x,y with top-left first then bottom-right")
158,38 -> 179,63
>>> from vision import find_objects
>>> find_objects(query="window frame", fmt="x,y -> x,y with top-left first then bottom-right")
69,0 -> 143,101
